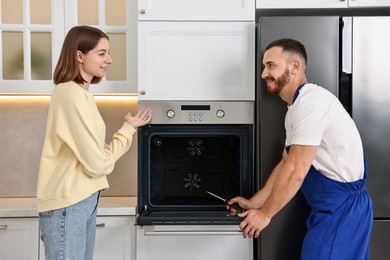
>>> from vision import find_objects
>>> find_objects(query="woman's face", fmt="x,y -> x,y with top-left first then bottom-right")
77,37 -> 113,83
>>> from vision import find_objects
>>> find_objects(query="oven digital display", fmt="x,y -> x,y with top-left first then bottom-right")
181,105 -> 211,111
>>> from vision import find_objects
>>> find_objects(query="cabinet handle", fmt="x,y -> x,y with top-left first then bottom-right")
139,90 -> 146,95
140,9 -> 146,14
143,226 -> 243,236
96,223 -> 106,228
144,230 -> 243,236
0,225 -> 8,230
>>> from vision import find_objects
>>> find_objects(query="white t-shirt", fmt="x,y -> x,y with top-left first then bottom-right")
285,83 -> 365,182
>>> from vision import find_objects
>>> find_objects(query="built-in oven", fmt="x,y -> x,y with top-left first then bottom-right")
136,101 -> 254,259
137,101 -> 254,225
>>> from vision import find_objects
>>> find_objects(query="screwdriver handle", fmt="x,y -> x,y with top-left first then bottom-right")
226,201 -> 244,214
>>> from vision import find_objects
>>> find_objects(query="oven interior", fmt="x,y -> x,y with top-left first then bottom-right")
137,124 -> 253,225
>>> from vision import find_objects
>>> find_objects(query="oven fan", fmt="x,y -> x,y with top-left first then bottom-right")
184,173 -> 201,190
186,139 -> 204,156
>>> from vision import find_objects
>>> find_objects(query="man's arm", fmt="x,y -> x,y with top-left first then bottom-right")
227,149 -> 286,211
238,144 -> 318,238
249,150 -> 287,208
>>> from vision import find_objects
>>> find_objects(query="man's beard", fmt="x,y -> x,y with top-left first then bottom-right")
266,68 -> 291,95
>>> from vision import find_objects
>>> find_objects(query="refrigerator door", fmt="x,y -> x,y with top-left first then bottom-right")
352,17 -> 390,218
257,16 -> 340,260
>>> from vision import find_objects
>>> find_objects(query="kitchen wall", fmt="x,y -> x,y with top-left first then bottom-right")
0,95 -> 138,197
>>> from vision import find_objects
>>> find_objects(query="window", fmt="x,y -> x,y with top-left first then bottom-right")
0,0 -> 137,94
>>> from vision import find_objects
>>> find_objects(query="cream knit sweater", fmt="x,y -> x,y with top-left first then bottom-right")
37,81 -> 136,212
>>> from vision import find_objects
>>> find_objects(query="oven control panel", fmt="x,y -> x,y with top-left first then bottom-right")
138,101 -> 254,124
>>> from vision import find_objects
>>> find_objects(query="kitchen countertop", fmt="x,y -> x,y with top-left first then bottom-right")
0,197 -> 137,218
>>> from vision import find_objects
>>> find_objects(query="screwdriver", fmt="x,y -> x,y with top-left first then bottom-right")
206,191 -> 245,214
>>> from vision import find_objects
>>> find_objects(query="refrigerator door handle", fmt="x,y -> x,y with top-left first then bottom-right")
339,17 -> 353,115
342,17 -> 352,74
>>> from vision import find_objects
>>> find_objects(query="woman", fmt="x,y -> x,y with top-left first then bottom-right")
37,25 -> 152,259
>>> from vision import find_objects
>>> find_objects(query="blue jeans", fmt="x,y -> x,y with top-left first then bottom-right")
39,191 -> 100,260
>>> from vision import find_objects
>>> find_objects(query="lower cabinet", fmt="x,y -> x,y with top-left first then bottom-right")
94,216 -> 136,260
39,216 -> 136,260
0,218 -> 39,260
136,225 -> 253,260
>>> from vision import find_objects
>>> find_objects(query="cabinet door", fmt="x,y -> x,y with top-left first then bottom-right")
138,0 -> 255,21
138,22 -> 255,101
349,0 -> 390,7
94,216 -> 135,260
0,218 -> 39,260
39,216 -> 136,260
352,17 -> 390,218
136,225 -> 253,260
256,0 -> 347,8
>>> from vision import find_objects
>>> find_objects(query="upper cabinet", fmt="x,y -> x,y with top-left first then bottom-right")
138,0 -> 255,21
138,22 -> 255,101
0,0 -> 137,94
257,0 -> 347,8
256,0 -> 348,9
256,0 -> 390,8
66,0 -> 138,94
348,0 -> 390,7
137,0 -> 256,102
0,0 -> 63,93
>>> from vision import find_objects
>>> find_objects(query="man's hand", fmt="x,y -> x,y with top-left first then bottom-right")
226,196 -> 250,214
238,209 -> 271,239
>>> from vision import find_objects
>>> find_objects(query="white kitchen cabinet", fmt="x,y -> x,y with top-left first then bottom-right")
0,0 -> 138,94
138,21 -> 255,101
94,216 -> 136,260
0,218 -> 39,260
40,216 -> 136,260
348,0 -> 390,7
136,225 -> 253,260
138,0 -> 255,21
256,0 -> 390,8
256,0 -> 347,9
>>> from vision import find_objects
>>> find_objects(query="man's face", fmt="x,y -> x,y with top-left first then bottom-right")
261,47 -> 291,95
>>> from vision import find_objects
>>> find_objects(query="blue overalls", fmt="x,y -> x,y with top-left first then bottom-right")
288,84 -> 373,260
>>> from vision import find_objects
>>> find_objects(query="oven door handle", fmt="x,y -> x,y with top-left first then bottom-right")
143,226 -> 243,236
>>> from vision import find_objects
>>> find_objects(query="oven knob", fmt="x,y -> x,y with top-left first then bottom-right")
216,109 -> 225,118
166,110 -> 175,118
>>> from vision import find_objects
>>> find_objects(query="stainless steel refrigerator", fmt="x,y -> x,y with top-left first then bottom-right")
352,16 -> 390,260
256,16 -> 390,259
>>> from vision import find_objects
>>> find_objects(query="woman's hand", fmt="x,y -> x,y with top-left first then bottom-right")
124,108 -> 152,128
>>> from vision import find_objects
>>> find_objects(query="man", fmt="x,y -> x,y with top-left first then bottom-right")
228,38 -> 373,259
